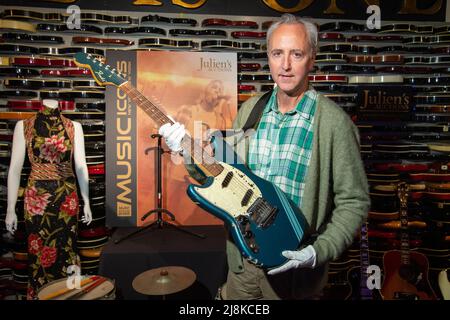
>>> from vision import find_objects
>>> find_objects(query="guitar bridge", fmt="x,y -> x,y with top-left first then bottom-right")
247,197 -> 278,228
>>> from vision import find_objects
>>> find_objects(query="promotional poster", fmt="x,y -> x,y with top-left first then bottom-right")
106,51 -> 237,227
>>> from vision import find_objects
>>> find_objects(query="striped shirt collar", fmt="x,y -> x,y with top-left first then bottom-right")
264,86 -> 317,120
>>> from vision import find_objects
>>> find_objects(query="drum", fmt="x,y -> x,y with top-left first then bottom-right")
37,276 -> 116,300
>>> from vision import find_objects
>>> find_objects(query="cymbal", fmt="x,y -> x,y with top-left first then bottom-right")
132,266 -> 196,296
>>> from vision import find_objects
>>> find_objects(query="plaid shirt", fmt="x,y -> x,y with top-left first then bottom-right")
248,87 -> 317,207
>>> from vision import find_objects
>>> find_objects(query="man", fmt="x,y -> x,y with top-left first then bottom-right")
159,13 -> 370,299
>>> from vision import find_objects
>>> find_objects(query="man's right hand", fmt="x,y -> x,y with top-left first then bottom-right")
159,122 -> 186,153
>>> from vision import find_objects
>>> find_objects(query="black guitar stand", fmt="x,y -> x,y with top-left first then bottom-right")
114,134 -> 205,244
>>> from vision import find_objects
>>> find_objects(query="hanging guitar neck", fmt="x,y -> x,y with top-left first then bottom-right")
397,182 -> 411,265
380,182 -> 437,300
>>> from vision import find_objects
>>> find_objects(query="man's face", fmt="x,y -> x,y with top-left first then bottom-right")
205,80 -> 223,107
268,23 -> 315,96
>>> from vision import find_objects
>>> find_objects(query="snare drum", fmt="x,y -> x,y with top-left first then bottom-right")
37,276 -> 116,300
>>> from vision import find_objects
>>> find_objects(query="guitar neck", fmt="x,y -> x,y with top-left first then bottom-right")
119,82 -> 223,177
359,221 -> 372,299
398,182 -> 410,265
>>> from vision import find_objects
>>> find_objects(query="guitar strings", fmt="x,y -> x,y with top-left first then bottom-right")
85,56 -> 255,204
122,83 -> 257,202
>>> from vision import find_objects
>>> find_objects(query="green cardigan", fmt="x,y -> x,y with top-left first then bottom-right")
185,92 -> 370,297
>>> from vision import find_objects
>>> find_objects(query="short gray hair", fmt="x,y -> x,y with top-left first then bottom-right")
266,13 -> 318,56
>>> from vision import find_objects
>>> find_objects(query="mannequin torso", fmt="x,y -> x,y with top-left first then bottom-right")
5,99 -> 92,299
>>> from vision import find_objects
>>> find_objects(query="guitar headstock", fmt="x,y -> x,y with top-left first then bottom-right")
73,52 -> 126,87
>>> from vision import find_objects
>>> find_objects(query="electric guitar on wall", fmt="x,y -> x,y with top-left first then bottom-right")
322,221 -> 372,300
74,52 -> 308,268
380,182 -> 437,300
346,221 -> 374,300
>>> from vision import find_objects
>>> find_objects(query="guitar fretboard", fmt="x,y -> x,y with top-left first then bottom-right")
398,182 -> 410,266
120,82 -> 224,177
360,221 -> 373,300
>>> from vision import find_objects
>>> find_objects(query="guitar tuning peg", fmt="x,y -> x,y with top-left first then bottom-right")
87,54 -> 92,59
105,65 -> 110,69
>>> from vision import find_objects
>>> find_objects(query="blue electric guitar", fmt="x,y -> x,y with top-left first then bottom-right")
74,53 -> 308,268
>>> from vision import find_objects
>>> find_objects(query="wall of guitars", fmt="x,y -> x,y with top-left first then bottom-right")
0,4 -> 448,300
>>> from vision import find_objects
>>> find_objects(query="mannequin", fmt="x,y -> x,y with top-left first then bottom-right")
5,99 -> 92,299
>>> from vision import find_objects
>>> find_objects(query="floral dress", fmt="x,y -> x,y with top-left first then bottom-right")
23,106 -> 80,299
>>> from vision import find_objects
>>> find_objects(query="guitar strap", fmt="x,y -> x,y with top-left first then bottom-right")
241,89 -> 273,131
190,90 -> 274,183
212,89 -> 272,144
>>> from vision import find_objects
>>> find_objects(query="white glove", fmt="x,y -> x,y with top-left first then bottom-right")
5,210 -> 18,234
159,122 -> 186,153
267,245 -> 316,275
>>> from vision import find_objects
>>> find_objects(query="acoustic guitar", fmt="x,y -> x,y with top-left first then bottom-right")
72,36 -> 134,47
380,182 -> 437,300
1,32 -> 63,44
10,56 -> 78,68
140,14 -> 197,27
64,12 -> 138,25
231,31 -> 266,39
318,32 -> 345,41
0,19 -> 36,32
0,9 -> 63,22
138,38 -> 199,50
169,29 -> 227,38
104,26 -> 166,36
202,18 -> 258,29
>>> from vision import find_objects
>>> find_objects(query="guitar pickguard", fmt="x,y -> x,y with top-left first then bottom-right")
192,162 -> 262,218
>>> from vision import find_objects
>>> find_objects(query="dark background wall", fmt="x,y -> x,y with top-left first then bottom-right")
1,0 -> 447,21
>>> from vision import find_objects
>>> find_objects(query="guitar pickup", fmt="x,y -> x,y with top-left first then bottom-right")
221,171 -> 233,188
241,189 -> 253,206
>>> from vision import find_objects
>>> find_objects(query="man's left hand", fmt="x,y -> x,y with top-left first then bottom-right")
267,245 -> 316,275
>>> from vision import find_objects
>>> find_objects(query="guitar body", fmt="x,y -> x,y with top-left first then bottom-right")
347,266 -> 362,300
381,250 -> 436,300
346,266 -> 382,300
321,271 -> 352,300
186,136 -> 308,268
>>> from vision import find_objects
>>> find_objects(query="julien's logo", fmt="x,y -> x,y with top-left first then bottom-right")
362,90 -> 410,112
199,57 -> 232,72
